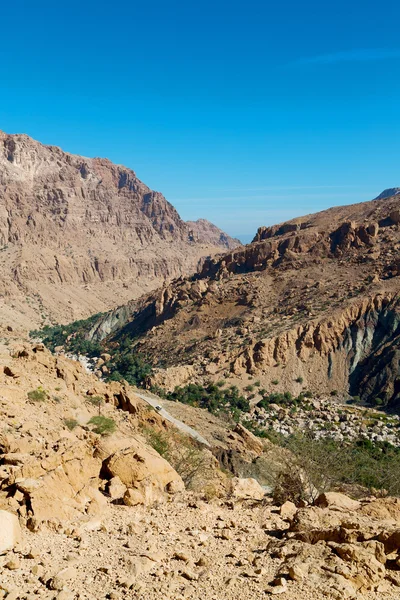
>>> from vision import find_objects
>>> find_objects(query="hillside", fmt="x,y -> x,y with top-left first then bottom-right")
0,131 -> 239,331
74,191 -> 400,409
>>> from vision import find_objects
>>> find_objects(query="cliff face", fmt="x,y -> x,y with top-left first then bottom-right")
84,191 -> 400,409
186,219 -> 241,249
0,131 -> 238,329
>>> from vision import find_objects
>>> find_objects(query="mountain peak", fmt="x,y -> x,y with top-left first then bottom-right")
0,130 -> 237,328
374,188 -> 400,200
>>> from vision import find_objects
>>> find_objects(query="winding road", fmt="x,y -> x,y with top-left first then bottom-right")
134,391 -> 211,447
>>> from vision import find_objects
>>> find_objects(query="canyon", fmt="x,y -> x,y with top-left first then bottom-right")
2,130 -> 400,599
82,190 -> 400,409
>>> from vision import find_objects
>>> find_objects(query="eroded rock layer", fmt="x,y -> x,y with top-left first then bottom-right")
85,192 -> 400,407
0,131 -> 238,329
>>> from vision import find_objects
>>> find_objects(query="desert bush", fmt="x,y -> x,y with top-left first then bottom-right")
295,376 -> 304,384
27,386 -> 47,402
88,415 -> 116,436
87,395 -> 104,414
64,418 -> 78,430
143,427 -> 170,456
143,426 -> 211,489
269,431 -> 400,503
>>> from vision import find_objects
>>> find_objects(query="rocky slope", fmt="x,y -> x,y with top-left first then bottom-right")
82,191 -> 400,409
0,131 -> 239,331
2,331 -> 400,598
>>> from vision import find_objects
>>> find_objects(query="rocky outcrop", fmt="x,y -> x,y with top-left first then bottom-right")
269,493 -> 400,598
100,437 -> 184,505
77,190 -> 400,409
374,187 -> 400,200
0,130 -> 235,328
0,343 -> 186,526
187,219 -> 240,249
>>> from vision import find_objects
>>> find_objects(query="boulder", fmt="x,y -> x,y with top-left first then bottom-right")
102,436 -> 184,505
228,477 -> 265,501
315,492 -> 360,512
107,476 -> 127,501
280,500 -> 297,520
12,440 -> 102,523
0,510 -> 21,554
233,423 -> 264,455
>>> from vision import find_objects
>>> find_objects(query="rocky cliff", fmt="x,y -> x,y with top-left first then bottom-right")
82,191 -> 400,409
0,131 -> 238,330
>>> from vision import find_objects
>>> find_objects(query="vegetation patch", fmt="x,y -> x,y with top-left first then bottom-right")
143,426 -> 211,489
27,386 -> 48,402
167,383 -> 250,419
266,431 -> 400,502
88,415 -> 116,436
30,313 -> 104,357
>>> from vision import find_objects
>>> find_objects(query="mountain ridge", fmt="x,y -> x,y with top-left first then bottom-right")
79,190 -> 400,409
0,130 -> 239,329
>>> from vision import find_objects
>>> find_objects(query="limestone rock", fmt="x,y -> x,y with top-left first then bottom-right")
228,477 -> 265,501
0,510 -> 21,555
315,492 -> 361,511
103,437 -> 184,505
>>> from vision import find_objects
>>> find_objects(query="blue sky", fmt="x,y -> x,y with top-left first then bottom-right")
1,0 -> 399,242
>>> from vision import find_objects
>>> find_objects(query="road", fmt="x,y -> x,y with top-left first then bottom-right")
134,391 -> 211,447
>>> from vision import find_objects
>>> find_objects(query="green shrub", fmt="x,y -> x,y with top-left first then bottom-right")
30,313 -> 104,357
295,376 -> 304,384
143,428 -> 170,456
167,382 -> 250,416
88,415 -> 116,436
143,426 -> 211,489
27,387 -> 47,402
271,431 -> 400,502
271,379 -> 279,385
87,395 -> 103,414
64,418 -> 78,430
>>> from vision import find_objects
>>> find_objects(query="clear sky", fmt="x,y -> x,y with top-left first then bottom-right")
1,0 -> 399,242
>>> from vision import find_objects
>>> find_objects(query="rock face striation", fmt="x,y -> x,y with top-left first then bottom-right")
0,131 -> 238,329
84,191 -> 400,408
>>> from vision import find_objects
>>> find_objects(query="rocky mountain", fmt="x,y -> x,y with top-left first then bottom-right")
0,131 -> 239,330
374,188 -> 400,200
187,219 -> 240,249
82,190 -> 400,409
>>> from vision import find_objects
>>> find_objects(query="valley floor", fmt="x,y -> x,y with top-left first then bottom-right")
1,492 -> 398,600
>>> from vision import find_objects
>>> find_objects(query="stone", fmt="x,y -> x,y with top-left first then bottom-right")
280,501 -> 297,520
181,569 -> 199,581
0,510 -> 21,555
229,477 -> 265,501
288,563 -> 308,581
49,567 -> 77,591
5,558 -> 20,570
315,492 -> 360,511
102,437 -> 184,505
107,476 -> 127,500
